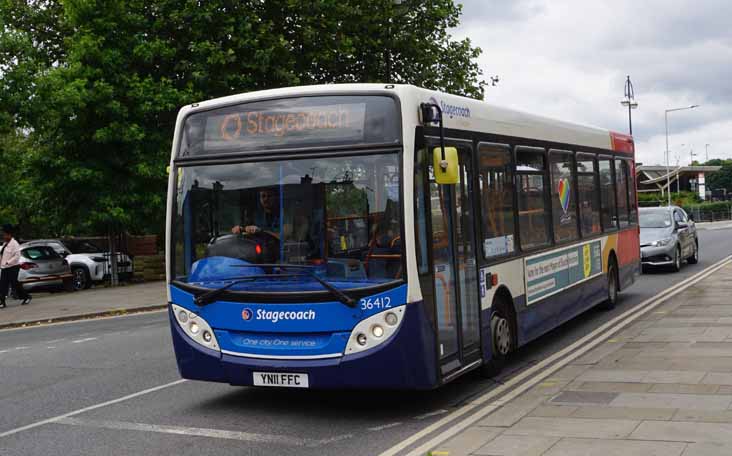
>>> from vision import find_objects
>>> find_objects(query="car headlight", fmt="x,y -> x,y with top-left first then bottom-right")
345,306 -> 405,355
651,237 -> 673,247
171,304 -> 220,352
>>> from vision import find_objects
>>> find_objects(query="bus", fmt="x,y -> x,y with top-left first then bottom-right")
166,84 -> 640,389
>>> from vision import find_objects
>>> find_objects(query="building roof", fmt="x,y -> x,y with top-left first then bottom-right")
637,165 -> 721,185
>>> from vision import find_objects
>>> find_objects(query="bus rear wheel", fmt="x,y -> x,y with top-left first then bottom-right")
599,257 -> 619,310
481,306 -> 514,378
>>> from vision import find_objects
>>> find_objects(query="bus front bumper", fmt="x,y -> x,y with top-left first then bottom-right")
168,303 -> 439,390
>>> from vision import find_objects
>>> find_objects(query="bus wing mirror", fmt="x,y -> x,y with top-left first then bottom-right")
433,147 -> 459,184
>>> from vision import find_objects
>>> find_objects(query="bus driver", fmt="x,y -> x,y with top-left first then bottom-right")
231,188 -> 280,236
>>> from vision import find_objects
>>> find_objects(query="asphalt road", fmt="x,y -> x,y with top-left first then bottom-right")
1,225 -> 731,456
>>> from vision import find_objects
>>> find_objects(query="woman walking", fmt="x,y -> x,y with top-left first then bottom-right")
0,224 -> 31,308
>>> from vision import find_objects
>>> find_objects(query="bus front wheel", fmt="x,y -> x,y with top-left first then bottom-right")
481,306 -> 514,378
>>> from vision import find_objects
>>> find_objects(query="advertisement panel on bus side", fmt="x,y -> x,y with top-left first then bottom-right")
525,240 -> 603,304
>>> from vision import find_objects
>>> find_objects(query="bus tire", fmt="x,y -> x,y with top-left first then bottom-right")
481,301 -> 514,378
599,256 -> 619,310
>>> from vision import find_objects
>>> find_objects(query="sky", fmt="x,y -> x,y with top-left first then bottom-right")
454,0 -> 731,166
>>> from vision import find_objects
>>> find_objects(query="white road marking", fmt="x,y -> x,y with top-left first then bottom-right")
367,422 -> 402,432
71,337 -> 97,344
413,410 -> 449,420
46,346 -> 56,349
13,346 -> 29,350
54,417 -> 352,447
0,379 -> 187,439
0,349 -> 8,354
380,255 -> 732,456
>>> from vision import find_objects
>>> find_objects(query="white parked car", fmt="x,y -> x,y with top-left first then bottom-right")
22,239 -> 133,291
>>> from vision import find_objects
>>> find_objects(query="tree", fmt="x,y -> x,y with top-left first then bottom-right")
706,160 -> 732,194
0,0 -> 486,237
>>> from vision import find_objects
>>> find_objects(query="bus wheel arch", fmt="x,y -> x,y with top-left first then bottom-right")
481,287 -> 517,378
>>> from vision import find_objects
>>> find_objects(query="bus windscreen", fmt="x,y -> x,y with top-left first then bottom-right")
179,95 -> 399,156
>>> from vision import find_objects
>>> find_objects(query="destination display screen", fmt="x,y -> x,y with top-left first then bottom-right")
179,95 -> 399,156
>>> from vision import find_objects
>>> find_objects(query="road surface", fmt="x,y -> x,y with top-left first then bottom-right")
1,226 -> 731,455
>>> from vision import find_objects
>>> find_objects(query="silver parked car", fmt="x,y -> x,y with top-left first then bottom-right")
639,206 -> 699,272
18,245 -> 74,292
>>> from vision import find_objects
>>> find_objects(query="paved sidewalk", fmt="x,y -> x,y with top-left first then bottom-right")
433,262 -> 732,456
0,282 -> 166,329
696,220 -> 732,231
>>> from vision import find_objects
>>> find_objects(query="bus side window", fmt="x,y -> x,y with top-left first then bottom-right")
478,143 -> 515,259
549,150 -> 578,243
615,159 -> 630,227
516,147 -> 550,250
598,157 -> 617,230
576,153 -> 601,236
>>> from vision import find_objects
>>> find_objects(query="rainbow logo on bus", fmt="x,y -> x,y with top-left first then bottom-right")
558,178 -> 571,214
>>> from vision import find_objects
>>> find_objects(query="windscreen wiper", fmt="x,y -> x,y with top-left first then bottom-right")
193,274 -> 299,306
228,264 -> 356,308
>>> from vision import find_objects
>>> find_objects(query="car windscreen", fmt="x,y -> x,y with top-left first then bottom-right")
639,210 -> 672,228
22,246 -> 61,260
65,240 -> 103,253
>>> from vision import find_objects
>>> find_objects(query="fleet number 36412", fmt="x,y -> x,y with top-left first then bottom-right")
359,297 -> 391,310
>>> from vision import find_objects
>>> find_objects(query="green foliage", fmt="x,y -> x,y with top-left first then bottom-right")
0,0 -> 485,237
671,191 -> 701,207
706,161 -> 732,194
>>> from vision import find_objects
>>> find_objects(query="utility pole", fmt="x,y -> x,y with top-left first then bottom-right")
706,143 -> 711,162
665,105 -> 700,206
621,75 -> 638,135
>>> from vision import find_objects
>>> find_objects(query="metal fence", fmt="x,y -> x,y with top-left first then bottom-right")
689,207 -> 732,223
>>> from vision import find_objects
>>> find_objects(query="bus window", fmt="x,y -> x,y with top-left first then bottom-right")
414,149 -> 429,274
599,157 -> 616,230
615,159 -> 629,227
478,143 -> 515,259
626,160 -> 638,224
516,147 -> 549,250
577,153 -> 601,236
549,151 -> 578,243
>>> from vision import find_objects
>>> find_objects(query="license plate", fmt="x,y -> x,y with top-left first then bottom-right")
253,372 -> 309,388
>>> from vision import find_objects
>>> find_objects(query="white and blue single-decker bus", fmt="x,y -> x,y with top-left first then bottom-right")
166,84 -> 640,389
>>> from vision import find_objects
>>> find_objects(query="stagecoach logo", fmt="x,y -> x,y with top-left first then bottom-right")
241,308 -> 317,323
557,178 -> 571,223
428,97 -> 471,119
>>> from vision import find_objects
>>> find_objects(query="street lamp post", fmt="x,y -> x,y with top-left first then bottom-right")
665,105 -> 700,206
620,75 -> 638,135
386,0 -> 408,83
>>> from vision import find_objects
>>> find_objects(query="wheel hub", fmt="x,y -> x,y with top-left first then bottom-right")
492,316 -> 511,356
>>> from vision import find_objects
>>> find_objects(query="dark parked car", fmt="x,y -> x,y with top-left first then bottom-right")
639,206 -> 698,272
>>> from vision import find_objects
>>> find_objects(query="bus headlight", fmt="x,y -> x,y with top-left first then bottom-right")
345,306 -> 405,355
171,304 -> 220,352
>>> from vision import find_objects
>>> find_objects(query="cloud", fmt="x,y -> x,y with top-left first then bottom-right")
454,0 -> 732,165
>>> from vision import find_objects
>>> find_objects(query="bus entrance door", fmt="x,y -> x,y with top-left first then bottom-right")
427,142 -> 482,378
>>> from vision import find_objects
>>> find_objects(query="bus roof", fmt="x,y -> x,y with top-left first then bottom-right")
181,84 -> 632,154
